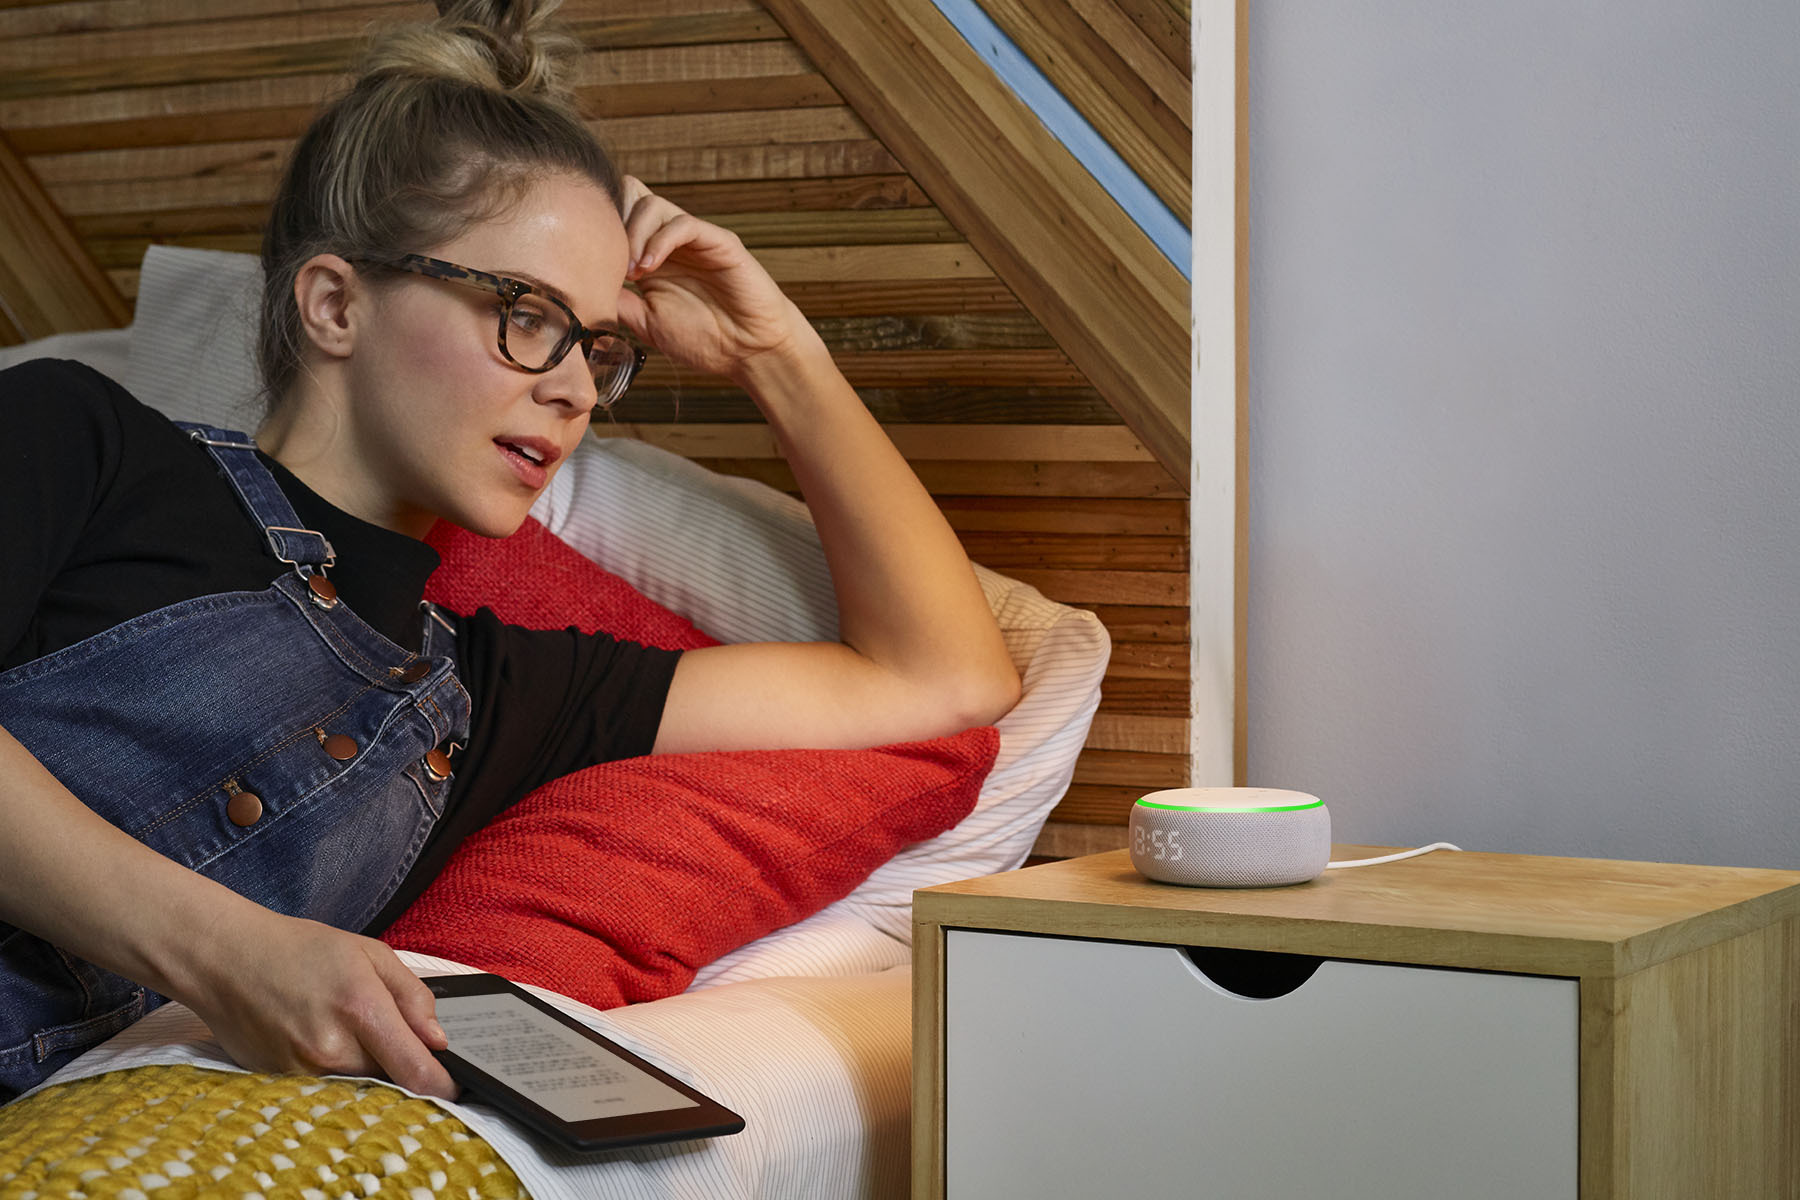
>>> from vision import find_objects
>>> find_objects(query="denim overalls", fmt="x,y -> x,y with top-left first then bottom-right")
0,424 -> 471,1100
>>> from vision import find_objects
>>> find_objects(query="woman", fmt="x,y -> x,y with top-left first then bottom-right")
0,0 -> 1017,1103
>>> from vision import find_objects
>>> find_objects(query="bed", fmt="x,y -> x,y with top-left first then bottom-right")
0,246 -> 1110,1198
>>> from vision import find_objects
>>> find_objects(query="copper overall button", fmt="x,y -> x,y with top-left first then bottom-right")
227,791 -> 263,827
307,575 -> 339,609
322,734 -> 358,761
397,661 -> 431,684
423,748 -> 453,782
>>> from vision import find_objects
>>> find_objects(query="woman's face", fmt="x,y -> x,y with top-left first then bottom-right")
337,172 -> 630,539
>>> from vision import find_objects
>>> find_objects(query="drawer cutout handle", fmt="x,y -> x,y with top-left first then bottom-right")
1182,947 -> 1324,999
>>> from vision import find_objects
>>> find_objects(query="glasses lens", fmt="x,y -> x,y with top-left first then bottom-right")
500,290 -> 639,402
501,295 -> 572,371
586,334 -> 640,403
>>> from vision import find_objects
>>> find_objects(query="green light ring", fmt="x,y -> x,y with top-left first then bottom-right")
1134,797 -> 1325,814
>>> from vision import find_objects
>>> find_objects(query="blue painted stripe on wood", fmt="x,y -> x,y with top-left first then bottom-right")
927,0 -> 1192,279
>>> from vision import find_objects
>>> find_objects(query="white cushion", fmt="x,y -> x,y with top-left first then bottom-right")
125,245 -> 264,429
0,327 -> 132,381
90,245 -> 1111,965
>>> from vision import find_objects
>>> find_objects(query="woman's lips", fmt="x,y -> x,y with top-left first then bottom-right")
495,439 -> 551,489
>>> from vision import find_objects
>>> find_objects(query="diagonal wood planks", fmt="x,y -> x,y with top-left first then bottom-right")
758,0 -> 1190,488
0,128 -> 129,343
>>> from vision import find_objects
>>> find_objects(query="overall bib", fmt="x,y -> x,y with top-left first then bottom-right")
0,425 -> 471,1100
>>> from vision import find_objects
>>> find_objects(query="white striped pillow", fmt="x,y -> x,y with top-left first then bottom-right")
0,327 -> 133,381
125,246 -> 265,432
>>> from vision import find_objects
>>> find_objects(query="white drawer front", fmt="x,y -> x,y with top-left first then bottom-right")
945,930 -> 1577,1199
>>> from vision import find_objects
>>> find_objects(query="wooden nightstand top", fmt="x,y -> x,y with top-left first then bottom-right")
913,846 -> 1800,978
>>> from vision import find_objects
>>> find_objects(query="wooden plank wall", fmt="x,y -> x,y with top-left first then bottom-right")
0,0 -> 1193,856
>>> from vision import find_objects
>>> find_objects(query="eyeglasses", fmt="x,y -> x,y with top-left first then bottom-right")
363,254 -> 647,405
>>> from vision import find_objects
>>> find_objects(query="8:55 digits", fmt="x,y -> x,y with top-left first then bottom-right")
1133,826 -> 1185,862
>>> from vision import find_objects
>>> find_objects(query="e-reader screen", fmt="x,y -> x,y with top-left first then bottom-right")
424,974 -> 744,1152
435,992 -> 696,1122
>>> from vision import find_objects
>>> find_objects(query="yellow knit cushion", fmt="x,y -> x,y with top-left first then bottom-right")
0,1063 -> 528,1199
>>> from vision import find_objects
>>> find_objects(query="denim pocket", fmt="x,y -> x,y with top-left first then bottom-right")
0,990 -> 149,1104
0,931 -> 151,1103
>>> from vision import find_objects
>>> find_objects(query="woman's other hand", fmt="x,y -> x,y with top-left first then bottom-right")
612,175 -> 815,382
179,906 -> 457,1100
1,724 -> 457,1099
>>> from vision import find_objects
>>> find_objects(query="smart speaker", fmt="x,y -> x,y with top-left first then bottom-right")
1128,788 -> 1331,887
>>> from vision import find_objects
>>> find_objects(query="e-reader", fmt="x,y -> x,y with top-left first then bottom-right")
423,973 -> 745,1153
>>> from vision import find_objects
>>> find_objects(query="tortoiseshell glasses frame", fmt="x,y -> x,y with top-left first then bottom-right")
362,253 -> 647,405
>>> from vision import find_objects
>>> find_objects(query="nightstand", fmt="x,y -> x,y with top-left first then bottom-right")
912,846 -> 1800,1199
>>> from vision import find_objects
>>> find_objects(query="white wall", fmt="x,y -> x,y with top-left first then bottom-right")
1244,1 -> 1800,867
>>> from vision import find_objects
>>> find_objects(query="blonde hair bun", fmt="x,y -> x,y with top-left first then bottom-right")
363,0 -> 580,104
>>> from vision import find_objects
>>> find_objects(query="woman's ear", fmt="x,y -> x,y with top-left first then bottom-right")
292,254 -> 363,360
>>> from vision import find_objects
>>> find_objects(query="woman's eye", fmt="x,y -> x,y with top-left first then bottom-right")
589,336 -> 629,365
508,306 -> 547,335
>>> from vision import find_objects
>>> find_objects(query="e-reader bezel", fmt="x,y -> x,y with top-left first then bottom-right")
423,972 -> 745,1154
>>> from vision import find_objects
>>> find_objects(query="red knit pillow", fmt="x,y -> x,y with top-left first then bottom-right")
382,518 -> 996,1010
382,732 -> 996,1009
418,518 -> 718,652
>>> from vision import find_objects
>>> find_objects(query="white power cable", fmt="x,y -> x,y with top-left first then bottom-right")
1325,842 -> 1462,870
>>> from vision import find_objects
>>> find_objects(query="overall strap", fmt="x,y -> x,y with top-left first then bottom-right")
419,601 -> 458,657
178,422 -> 335,572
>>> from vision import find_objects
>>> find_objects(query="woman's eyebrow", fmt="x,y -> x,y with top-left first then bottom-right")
503,270 -> 573,307
504,270 -> 616,326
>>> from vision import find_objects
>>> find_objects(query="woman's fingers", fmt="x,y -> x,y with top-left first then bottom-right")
381,954 -> 449,1052
628,212 -> 710,280
611,174 -> 805,377
619,173 -> 653,209
358,943 -> 457,1099
348,981 -> 457,1098
618,178 -> 745,279
619,176 -> 687,273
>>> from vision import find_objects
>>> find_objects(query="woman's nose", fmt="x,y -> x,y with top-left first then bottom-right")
536,350 -> 600,415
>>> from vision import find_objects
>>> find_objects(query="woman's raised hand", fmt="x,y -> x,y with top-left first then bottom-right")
612,175 -> 815,384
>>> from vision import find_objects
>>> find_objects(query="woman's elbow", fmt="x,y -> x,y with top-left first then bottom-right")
946,657 -> 1022,730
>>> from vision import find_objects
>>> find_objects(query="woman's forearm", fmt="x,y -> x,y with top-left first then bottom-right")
0,720 -> 253,1002
733,316 -> 1020,722
618,181 -> 1020,752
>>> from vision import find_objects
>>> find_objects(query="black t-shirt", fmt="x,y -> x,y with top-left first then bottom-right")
0,358 -> 682,934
